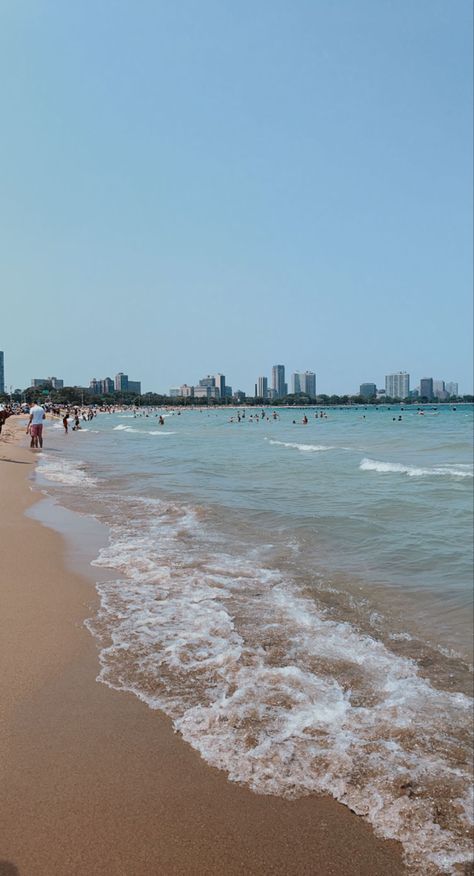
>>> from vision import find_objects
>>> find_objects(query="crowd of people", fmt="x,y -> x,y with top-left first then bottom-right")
0,400 -> 101,449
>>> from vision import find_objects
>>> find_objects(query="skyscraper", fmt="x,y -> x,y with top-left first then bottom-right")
115,372 -> 129,392
292,371 -> 316,397
385,372 -> 410,399
103,377 -> 114,394
214,373 -> 226,398
292,372 -> 302,394
303,371 -> 316,397
0,351 -> 4,394
445,381 -> 458,397
420,378 -> 434,400
257,376 -> 268,399
272,365 -> 286,398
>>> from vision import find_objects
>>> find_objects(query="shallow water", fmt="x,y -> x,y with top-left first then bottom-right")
33,405 -> 473,874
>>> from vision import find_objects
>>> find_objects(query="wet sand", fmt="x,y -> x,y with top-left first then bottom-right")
0,417 -> 406,875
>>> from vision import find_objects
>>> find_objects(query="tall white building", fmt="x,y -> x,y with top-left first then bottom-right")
292,372 -> 303,394
214,373 -> 226,398
257,376 -> 268,399
292,371 -> 316,397
385,372 -> 410,399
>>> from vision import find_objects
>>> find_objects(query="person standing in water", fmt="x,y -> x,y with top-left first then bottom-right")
27,400 -> 46,449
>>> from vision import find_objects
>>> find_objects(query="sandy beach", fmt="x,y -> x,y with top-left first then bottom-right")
0,416 -> 406,876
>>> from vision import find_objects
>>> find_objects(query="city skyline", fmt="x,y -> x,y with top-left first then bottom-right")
0,348 -> 466,399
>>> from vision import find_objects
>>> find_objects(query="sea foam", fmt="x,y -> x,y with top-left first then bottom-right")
113,425 -> 175,435
86,496 -> 474,875
360,458 -> 473,478
268,439 -> 335,452
36,456 -> 97,487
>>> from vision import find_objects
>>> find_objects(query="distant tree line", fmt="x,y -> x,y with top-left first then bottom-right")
1,387 -> 472,407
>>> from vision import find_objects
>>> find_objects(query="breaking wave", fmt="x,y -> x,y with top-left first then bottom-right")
113,425 -> 175,435
267,439 -> 335,452
86,496 -> 473,875
35,456 -> 97,487
360,458 -> 473,479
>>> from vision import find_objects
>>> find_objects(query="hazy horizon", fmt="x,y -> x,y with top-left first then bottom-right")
1,0 -> 472,394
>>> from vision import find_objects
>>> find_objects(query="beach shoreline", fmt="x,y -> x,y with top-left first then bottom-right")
0,416 -> 407,875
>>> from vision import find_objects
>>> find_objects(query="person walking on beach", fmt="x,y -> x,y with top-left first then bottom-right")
27,400 -> 46,449
62,413 -> 69,434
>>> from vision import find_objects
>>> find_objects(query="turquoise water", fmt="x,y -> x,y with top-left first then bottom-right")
35,404 -> 473,874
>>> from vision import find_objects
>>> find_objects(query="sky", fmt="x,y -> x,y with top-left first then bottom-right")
1,0 -> 472,395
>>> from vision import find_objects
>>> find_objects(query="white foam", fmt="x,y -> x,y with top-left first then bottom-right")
360,458 -> 473,478
86,497 -> 474,875
36,456 -> 97,487
268,439 -> 335,452
113,424 -> 175,435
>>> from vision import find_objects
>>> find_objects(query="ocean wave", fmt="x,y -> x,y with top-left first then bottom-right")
36,456 -> 97,487
113,425 -> 175,435
360,458 -> 473,478
86,497 -> 473,875
267,439 -> 335,452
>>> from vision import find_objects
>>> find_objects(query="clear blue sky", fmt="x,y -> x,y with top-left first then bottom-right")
1,0 -> 472,394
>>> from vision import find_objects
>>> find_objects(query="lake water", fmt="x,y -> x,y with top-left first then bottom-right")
33,404 -> 473,874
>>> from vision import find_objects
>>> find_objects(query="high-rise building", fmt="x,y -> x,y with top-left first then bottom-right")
199,375 -> 215,388
103,377 -> 114,394
292,372 -> 302,394
31,378 -> 49,388
0,351 -> 4,394
91,377 -> 115,394
385,372 -> 410,399
292,371 -> 316,396
257,376 -> 268,399
419,378 -> 434,400
360,383 -> 377,398
180,384 -> 194,398
194,385 -> 219,399
302,371 -> 316,397
272,365 -> 286,398
115,372 -> 129,392
445,381 -> 458,397
214,373 -> 226,398
433,380 -> 448,400
128,381 -> 141,395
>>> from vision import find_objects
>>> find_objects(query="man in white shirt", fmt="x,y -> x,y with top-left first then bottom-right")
28,401 -> 46,449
